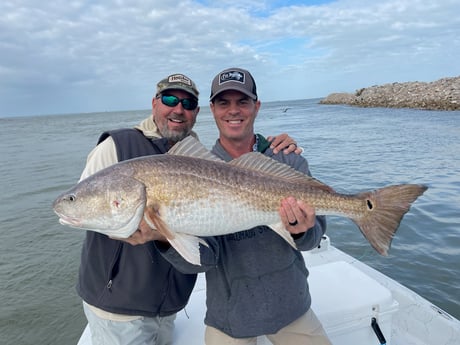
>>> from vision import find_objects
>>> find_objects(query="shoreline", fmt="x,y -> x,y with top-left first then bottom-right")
319,76 -> 460,111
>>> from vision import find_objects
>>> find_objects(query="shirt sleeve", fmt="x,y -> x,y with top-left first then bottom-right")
79,136 -> 118,181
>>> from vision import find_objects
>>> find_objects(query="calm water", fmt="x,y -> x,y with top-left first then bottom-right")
1,99 -> 459,344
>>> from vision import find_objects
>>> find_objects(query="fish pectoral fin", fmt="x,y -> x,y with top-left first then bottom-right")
168,233 -> 208,266
143,212 -> 156,230
144,204 -> 207,266
268,223 -> 297,249
144,205 -> 175,241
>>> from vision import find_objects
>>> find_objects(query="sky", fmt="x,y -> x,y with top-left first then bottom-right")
1,0 -> 459,117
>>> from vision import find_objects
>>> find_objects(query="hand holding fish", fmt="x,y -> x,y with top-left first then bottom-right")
280,197 -> 316,234
112,216 -> 167,245
267,134 -> 303,155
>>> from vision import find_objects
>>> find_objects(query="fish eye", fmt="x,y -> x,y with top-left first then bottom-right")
67,194 -> 76,202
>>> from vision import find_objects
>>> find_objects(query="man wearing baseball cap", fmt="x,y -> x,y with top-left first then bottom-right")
151,68 -> 330,344
156,73 -> 200,98
76,73 -> 202,345
210,67 -> 258,101
188,67 -> 331,344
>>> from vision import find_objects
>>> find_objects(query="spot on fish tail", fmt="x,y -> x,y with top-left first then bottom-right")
366,199 -> 374,210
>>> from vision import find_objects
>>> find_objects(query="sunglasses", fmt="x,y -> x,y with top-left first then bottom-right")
158,94 -> 198,110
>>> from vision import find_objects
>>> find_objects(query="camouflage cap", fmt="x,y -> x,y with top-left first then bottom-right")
156,74 -> 199,99
210,67 -> 257,101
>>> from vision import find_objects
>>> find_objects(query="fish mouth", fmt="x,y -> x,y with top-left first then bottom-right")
57,214 -> 82,227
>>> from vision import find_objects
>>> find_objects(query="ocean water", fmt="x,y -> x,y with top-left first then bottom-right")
1,99 -> 459,344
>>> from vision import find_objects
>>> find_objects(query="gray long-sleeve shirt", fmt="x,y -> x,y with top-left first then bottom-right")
159,135 -> 326,338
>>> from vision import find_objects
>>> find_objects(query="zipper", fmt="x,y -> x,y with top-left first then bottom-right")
105,242 -> 123,291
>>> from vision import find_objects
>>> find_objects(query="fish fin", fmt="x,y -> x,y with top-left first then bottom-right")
168,136 -> 224,162
351,184 -> 428,256
169,136 -> 332,192
145,205 -> 208,266
230,153 -> 334,192
268,223 -> 297,249
143,208 -> 157,230
144,205 -> 176,241
168,234 -> 209,266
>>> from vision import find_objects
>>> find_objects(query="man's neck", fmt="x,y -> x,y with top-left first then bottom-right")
219,135 -> 256,158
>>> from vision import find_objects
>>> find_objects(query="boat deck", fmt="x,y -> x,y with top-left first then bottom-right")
79,236 -> 460,345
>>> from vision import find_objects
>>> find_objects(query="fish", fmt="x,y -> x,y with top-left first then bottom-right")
53,136 -> 427,265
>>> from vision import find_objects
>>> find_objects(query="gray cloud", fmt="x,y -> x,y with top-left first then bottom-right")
1,0 -> 459,117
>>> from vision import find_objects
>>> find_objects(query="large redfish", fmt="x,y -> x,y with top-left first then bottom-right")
53,136 -> 427,265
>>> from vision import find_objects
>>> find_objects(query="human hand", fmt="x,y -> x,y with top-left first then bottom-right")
267,134 -> 303,155
279,197 -> 316,234
111,216 -> 167,245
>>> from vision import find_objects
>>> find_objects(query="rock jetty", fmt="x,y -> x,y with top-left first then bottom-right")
319,76 -> 460,110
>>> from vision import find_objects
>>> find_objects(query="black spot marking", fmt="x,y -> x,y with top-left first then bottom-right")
366,199 -> 374,210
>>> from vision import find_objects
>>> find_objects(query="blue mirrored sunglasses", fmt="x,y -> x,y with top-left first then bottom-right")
159,94 -> 198,110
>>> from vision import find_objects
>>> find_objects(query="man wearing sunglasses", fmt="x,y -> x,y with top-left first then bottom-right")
76,73 -> 299,345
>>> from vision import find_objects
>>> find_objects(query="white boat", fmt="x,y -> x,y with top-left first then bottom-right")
78,236 -> 460,345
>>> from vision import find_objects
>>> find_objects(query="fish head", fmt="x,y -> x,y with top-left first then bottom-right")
52,173 -> 147,238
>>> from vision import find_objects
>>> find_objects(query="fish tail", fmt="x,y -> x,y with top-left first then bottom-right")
351,184 -> 427,255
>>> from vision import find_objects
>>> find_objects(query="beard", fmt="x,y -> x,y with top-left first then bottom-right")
162,128 -> 191,144
157,120 -> 193,145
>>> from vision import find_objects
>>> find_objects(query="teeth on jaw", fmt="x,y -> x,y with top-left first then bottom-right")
170,119 -> 183,123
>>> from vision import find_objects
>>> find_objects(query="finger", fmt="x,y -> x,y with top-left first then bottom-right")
271,134 -> 294,154
279,204 -> 289,224
281,197 -> 297,223
297,200 -> 315,218
269,133 -> 287,147
294,146 -> 303,155
110,231 -> 140,245
283,143 -> 298,154
287,197 -> 305,221
279,198 -> 296,224
270,133 -> 288,151
124,237 -> 138,246
296,200 -> 316,229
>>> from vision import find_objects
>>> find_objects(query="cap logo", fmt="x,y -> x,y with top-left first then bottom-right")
168,74 -> 192,86
219,71 -> 245,85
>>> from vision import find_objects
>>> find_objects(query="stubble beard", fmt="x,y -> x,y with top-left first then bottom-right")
158,122 -> 193,145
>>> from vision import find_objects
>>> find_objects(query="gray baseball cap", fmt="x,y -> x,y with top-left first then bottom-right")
210,67 -> 257,101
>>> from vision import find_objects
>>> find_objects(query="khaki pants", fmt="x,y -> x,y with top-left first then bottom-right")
83,301 -> 176,345
205,309 -> 332,345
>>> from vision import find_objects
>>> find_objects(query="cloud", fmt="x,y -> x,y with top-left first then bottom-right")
0,0 -> 459,117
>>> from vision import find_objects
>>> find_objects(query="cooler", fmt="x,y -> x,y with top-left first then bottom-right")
309,261 -> 399,345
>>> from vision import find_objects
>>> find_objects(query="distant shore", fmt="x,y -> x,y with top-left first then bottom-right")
319,76 -> 460,110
